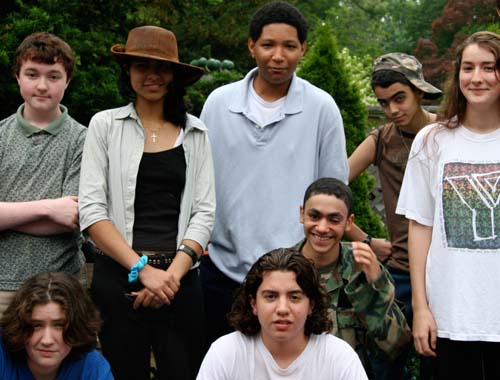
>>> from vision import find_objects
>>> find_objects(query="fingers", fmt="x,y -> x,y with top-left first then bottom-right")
132,290 -> 164,309
413,309 -> 437,357
139,267 -> 179,304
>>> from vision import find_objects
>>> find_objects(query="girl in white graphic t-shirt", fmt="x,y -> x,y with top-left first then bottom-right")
397,31 -> 500,379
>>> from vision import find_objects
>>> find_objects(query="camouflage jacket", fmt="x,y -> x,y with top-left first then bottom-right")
294,240 -> 411,368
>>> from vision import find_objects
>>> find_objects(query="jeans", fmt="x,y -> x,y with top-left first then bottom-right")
199,255 -> 240,346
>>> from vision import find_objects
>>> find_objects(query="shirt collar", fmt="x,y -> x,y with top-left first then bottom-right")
229,68 -> 303,115
115,102 -> 207,134
16,104 -> 68,137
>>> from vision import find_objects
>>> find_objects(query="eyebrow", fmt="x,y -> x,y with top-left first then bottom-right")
377,90 -> 406,103
461,60 -> 496,65
261,289 -> 305,295
307,208 -> 344,218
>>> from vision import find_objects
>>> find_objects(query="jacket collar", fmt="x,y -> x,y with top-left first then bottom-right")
114,103 -> 207,134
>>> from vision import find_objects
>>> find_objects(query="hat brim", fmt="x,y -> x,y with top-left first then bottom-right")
408,78 -> 442,100
111,44 -> 204,87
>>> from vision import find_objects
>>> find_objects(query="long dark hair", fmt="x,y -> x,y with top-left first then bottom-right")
228,248 -> 332,336
118,61 -> 188,128
440,31 -> 500,129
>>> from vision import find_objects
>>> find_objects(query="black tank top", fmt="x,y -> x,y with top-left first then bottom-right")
132,145 -> 186,251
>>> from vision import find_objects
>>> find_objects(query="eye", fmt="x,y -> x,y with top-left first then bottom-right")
394,95 -> 406,104
484,66 -> 495,72
290,294 -> 303,302
461,65 -> 473,72
328,216 -> 341,224
378,100 -> 388,108
133,61 -> 150,71
49,74 -> 62,81
308,213 -> 320,221
263,293 -> 276,301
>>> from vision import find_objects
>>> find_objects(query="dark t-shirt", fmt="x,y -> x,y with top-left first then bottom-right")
370,122 -> 415,273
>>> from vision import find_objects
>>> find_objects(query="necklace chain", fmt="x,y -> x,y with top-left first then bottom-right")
144,123 -> 166,144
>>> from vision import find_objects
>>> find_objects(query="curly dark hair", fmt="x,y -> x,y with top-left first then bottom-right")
117,61 -> 188,128
13,32 -> 75,81
0,272 -> 101,362
249,1 -> 308,44
440,31 -> 500,129
228,248 -> 332,336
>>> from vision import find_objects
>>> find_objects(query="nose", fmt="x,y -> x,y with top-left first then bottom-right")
389,101 -> 399,115
272,47 -> 285,62
471,67 -> 483,83
316,218 -> 330,233
276,296 -> 290,315
37,77 -> 48,91
40,327 -> 55,346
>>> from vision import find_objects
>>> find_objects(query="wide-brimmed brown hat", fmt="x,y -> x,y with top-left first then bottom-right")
111,26 -> 204,86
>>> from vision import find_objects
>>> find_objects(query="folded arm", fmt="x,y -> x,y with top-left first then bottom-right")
0,196 -> 79,235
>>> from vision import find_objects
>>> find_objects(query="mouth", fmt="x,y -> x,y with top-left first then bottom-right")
311,233 -> 334,242
273,319 -> 292,330
37,349 -> 57,356
392,116 -> 406,124
269,67 -> 287,74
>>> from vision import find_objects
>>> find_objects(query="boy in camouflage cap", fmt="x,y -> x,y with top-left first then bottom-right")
347,52 -> 442,379
294,177 -> 411,378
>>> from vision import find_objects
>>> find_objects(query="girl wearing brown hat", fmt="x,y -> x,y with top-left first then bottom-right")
78,26 -> 215,380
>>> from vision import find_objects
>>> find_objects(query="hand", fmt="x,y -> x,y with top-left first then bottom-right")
413,307 -> 437,357
351,241 -> 382,282
44,196 -> 79,230
138,265 -> 180,304
131,288 -> 163,310
370,238 -> 392,262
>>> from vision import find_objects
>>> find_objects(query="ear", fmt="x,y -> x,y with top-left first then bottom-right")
16,74 -> 21,86
250,296 -> 258,316
416,89 -> 425,101
299,41 -> 307,58
248,38 -> 256,59
344,214 -> 355,233
299,205 -> 305,224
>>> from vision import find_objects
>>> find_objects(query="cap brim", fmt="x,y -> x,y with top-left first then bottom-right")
408,78 -> 442,100
111,44 -> 204,86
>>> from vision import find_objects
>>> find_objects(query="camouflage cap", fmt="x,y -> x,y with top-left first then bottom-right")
372,53 -> 442,100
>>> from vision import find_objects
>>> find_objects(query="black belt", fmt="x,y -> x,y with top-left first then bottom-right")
93,245 -> 176,270
136,251 -> 176,270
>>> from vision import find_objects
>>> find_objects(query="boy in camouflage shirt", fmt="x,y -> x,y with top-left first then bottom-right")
294,177 -> 411,377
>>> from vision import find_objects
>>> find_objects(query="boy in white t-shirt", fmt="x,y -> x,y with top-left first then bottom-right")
197,248 -> 367,380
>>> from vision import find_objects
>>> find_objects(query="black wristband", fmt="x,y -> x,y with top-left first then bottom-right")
363,234 -> 372,246
178,244 -> 199,265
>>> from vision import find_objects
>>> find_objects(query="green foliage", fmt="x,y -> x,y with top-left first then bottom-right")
338,48 -> 376,106
186,70 -> 243,117
0,0 -> 138,124
133,0 -> 268,72
298,24 -> 386,238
